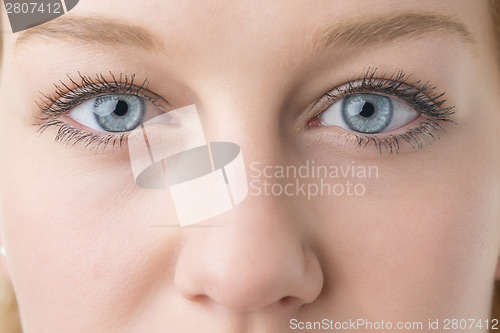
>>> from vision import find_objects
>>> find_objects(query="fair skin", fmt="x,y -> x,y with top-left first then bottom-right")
1,0 -> 500,332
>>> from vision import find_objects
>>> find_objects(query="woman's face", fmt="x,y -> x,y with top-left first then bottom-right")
1,0 -> 500,331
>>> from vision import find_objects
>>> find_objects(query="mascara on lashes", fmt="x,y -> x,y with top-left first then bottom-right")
34,69 -> 456,154
310,68 -> 456,154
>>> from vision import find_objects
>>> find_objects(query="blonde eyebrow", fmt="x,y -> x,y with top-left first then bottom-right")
15,16 -> 162,52
14,13 -> 474,55
319,13 -> 475,50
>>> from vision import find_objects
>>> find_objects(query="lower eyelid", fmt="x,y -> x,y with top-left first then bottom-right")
307,112 -> 450,155
40,105 -> 182,153
36,119 -> 129,154
370,114 -> 424,135
63,113 -> 106,134
314,113 -> 424,136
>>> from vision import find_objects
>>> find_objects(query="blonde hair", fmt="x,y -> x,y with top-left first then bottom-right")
0,276 -> 20,333
0,9 -> 21,333
492,0 -> 500,327
1,2 -> 500,332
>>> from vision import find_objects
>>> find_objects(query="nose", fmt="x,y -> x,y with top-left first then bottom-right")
174,196 -> 324,312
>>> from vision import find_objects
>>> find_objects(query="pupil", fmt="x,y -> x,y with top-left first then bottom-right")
114,100 -> 129,116
359,102 -> 375,117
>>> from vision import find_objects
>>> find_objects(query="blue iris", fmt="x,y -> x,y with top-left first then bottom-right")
93,94 -> 145,132
342,94 -> 393,134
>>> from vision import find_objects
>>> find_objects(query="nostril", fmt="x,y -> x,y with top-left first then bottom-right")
279,295 -> 306,309
174,216 -> 325,313
187,294 -> 211,304
279,296 -> 294,305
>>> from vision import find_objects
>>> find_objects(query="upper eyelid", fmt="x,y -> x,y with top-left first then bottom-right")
36,73 -> 170,120
316,71 -> 455,119
325,74 -> 430,103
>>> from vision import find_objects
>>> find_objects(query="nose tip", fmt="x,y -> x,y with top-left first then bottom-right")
220,250 -> 323,312
174,213 -> 324,312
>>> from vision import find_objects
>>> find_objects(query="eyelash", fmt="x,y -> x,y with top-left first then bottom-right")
36,69 -> 455,154
310,68 -> 455,154
36,72 -> 162,151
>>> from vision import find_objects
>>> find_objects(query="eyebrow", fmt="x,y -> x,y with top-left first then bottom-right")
15,13 -> 474,54
319,13 -> 475,51
15,16 -> 162,52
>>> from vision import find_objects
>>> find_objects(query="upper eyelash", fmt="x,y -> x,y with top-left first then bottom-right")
36,69 -> 455,154
35,72 -> 161,152
36,72 -> 161,120
312,67 -> 456,154
324,68 -> 455,119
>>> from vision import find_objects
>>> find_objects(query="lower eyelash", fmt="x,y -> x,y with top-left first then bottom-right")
38,119 -> 127,152
37,69 -> 454,154
350,119 -> 452,155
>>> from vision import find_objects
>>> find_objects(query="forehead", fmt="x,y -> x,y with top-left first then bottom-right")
1,1 -> 491,51
71,0 -> 485,35
0,0 -> 494,92
3,1 -> 489,63
2,0 -> 488,46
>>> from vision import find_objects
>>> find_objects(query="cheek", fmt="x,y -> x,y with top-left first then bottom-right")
0,106 -> 181,329
310,148 -> 499,319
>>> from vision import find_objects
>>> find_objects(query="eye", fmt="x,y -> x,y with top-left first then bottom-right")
318,93 -> 419,134
68,93 -> 162,133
